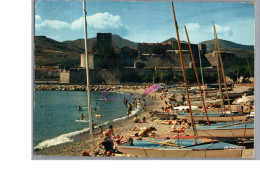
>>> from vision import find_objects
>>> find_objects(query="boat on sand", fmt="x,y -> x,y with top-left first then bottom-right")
117,139 -> 243,158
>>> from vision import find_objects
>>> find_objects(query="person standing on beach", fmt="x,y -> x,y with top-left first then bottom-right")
133,98 -> 137,109
127,103 -> 133,118
182,95 -> 185,105
142,99 -> 146,111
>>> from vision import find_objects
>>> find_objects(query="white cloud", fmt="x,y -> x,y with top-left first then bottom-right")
70,17 -> 84,30
71,12 -> 125,30
36,20 -> 70,30
185,23 -> 200,32
207,24 -> 233,37
36,12 -> 125,32
88,12 -> 123,30
35,15 -> 42,23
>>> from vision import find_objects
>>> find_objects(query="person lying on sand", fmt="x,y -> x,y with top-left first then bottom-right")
133,115 -> 141,123
170,124 -> 177,132
183,122 -> 190,129
180,119 -> 189,125
113,135 -> 129,149
159,117 -> 176,125
170,125 -> 185,133
127,126 -> 157,137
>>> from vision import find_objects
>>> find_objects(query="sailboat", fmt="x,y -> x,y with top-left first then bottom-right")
83,1 -> 94,156
175,22 -> 254,137
117,2 -> 244,158
176,113 -> 248,122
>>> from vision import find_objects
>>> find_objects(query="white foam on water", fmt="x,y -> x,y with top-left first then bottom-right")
34,97 -> 142,150
75,119 -> 88,122
34,127 -> 90,150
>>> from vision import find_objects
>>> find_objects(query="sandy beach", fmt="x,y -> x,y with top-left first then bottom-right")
33,84 -> 254,158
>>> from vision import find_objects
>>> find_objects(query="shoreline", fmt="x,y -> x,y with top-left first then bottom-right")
33,86 -> 254,158
34,88 -> 160,156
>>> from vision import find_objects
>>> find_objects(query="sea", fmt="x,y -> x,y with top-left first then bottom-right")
33,90 -> 144,150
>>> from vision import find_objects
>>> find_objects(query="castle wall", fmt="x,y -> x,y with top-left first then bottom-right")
204,51 -> 235,67
137,43 -> 171,54
97,33 -> 113,52
80,54 -> 94,69
121,46 -> 138,58
60,70 -> 70,83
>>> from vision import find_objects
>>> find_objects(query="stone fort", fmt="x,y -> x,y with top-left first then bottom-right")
60,33 -> 235,84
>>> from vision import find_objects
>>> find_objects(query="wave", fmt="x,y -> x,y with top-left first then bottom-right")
34,127 -> 90,150
34,101 -> 141,151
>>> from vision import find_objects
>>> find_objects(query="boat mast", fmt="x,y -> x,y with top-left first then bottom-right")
184,26 -> 210,126
198,42 -> 206,101
213,23 -> 234,123
83,1 -> 94,155
213,22 -> 224,114
171,2 -> 197,144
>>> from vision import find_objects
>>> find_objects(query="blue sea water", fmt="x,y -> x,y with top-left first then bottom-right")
33,90 -> 141,150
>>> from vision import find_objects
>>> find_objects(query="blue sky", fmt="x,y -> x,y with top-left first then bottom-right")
35,0 -> 255,45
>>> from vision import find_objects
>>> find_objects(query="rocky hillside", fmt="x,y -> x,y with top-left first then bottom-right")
34,35 -> 254,67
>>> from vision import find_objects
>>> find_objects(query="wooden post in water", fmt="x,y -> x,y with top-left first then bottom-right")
184,26 -> 210,126
213,23 -> 234,123
171,2 -> 197,144
83,1 -> 94,155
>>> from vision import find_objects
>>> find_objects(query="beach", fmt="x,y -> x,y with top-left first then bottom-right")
33,84 -> 254,158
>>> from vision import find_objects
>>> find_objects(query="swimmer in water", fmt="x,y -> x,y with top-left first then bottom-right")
80,114 -> 85,120
95,113 -> 101,118
78,106 -> 82,111
98,105 -> 101,109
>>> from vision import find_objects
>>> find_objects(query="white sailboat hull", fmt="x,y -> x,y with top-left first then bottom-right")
177,115 -> 248,122
185,128 -> 254,138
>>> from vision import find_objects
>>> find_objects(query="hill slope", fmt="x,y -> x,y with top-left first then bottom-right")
200,39 -> 254,57
34,35 -> 254,67
34,36 -> 84,67
201,39 -> 254,51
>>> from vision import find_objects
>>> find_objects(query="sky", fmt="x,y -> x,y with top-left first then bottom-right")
35,0 -> 255,45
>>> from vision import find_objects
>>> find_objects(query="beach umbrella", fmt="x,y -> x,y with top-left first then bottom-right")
142,84 -> 164,99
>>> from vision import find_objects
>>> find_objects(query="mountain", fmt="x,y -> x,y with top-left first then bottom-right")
162,37 -> 177,43
34,34 -> 139,67
34,36 -> 84,67
200,39 -> 254,57
34,35 -> 254,67
112,34 -> 138,49
62,34 -> 138,50
201,39 -> 254,51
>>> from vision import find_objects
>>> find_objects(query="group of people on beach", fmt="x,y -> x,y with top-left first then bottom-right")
159,117 -> 191,133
